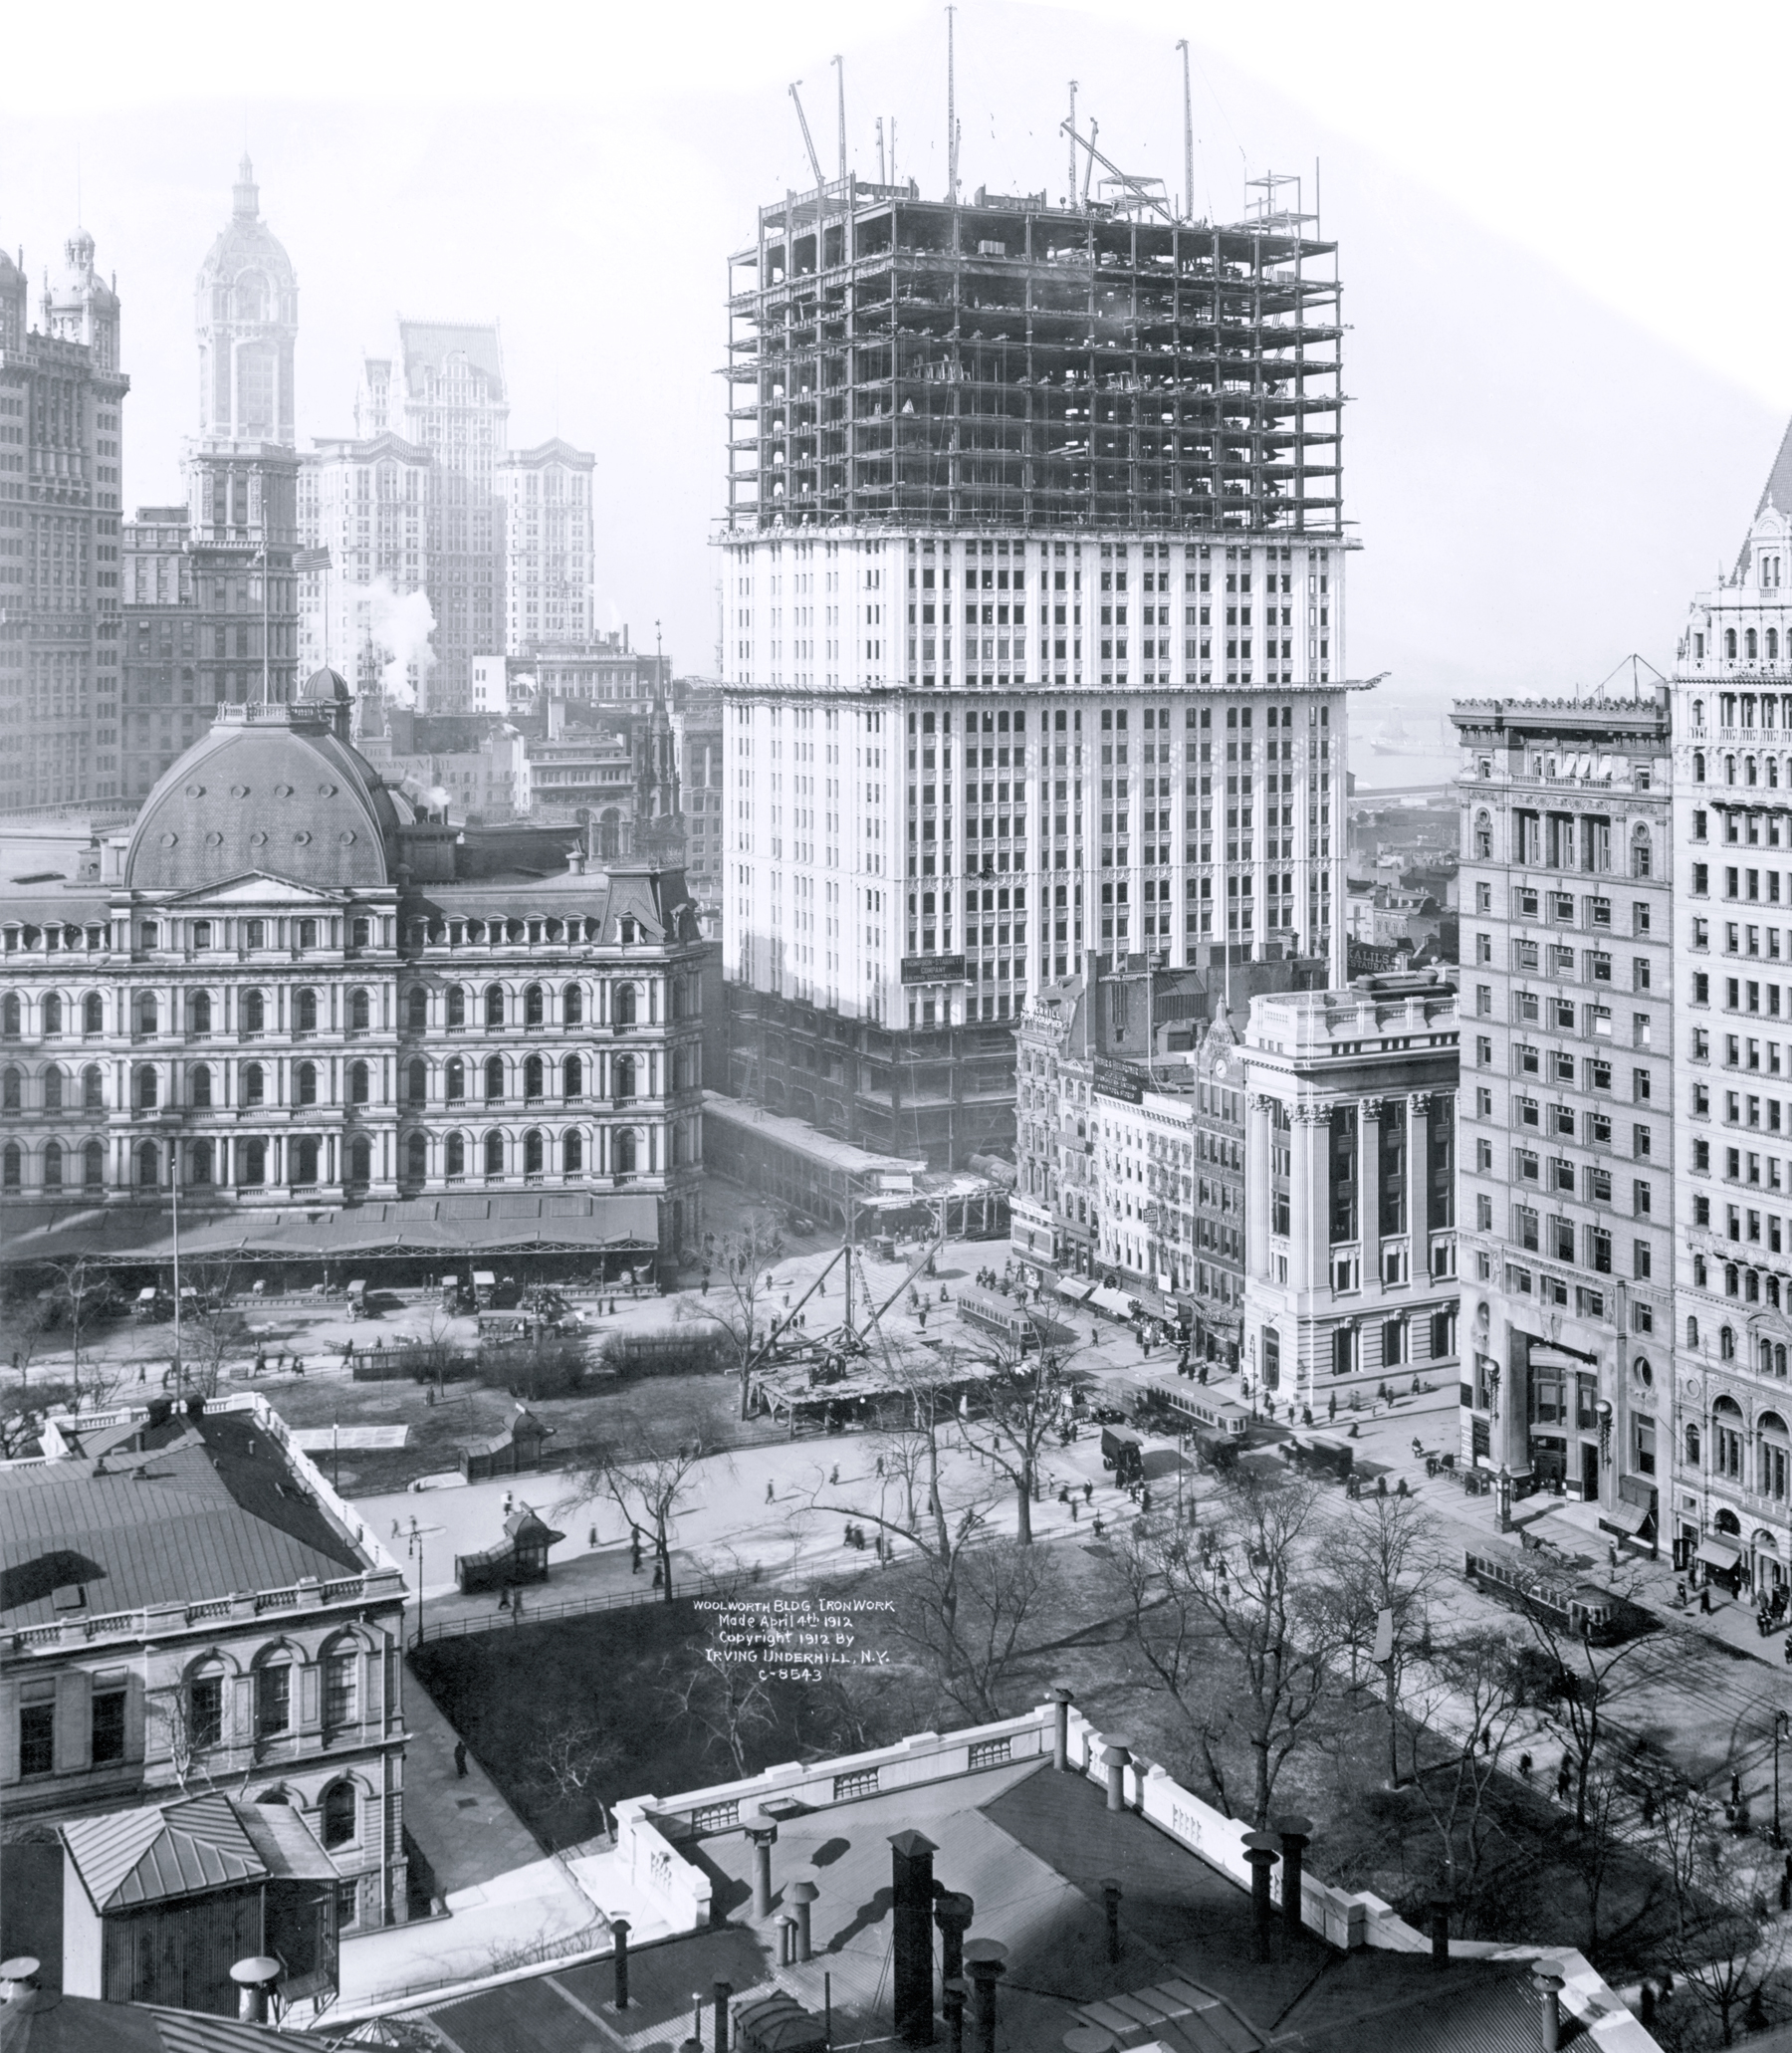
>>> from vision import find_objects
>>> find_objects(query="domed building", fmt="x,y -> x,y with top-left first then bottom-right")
0,683 -> 715,1281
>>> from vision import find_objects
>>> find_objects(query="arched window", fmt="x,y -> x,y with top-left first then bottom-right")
612,983 -> 636,1026
190,1064 -> 212,1109
1714,1395 -> 1745,1479
1748,628 -> 1759,660
446,985 -> 466,1028
1727,756 -> 1738,785
135,992 -> 158,1035
406,1130 -> 427,1182
445,1131 -> 466,1178
484,1056 -> 505,1102
484,1129 -> 505,1177
189,991 -> 212,1034
190,1139 -> 213,1186
445,1057 -> 465,1102
242,990 -> 266,1033
524,1055 -> 544,1100
613,1053 -> 636,1101
136,1140 -> 160,1187
83,992 -> 103,1035
407,986 -> 429,1033
297,1061 -> 319,1107
1693,698 -> 1706,729
295,989 -> 319,1033
1694,751 -> 1706,783
405,1058 -> 427,1105
0,1067 -> 18,1113
42,1066 -> 63,1113
292,1136 -> 320,1184
42,993 -> 62,1035
348,1137 -> 371,1185
1762,1412 -> 1790,1499
485,984 -> 506,1028
43,1140 -> 62,1189
350,989 -> 371,1031
1720,1323 -> 1737,1359
563,983 -> 583,1027
525,983 -> 545,1027
254,1651 -> 294,1737
322,1780 -> 357,1851
1748,756 -> 1759,787
135,1065 -> 158,1111
1685,1422 -> 1701,1466
240,1138 -> 266,1186
0,995 -> 15,1039
349,1060 -> 369,1105
563,1055 -> 583,1100
83,1139 -> 104,1189
1,1142 -> 17,1190
1728,628 -> 1739,659
243,1062 -> 265,1106
563,1128 -> 583,1173
614,1127 -> 637,1173
524,1129 -> 545,1175
1772,628 -> 1781,663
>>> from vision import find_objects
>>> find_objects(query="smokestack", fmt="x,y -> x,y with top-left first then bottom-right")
789,1878 -> 819,1962
712,1979 -> 733,2052
610,1916 -> 630,2009
962,1939 -> 1007,2053
229,1955 -> 282,2025
1100,1880 -> 1122,1963
1275,1815 -> 1312,1942
889,1831 -> 939,2045
1051,1685 -> 1073,1770
1535,1966 -> 1564,2052
1429,1891 -> 1452,1967
933,1889 -> 973,1988
1100,1737 -> 1131,1812
747,1816 -> 779,1919
1240,1833 -> 1280,1961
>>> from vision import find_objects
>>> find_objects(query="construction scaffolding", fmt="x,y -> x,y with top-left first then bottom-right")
725,175 -> 1343,537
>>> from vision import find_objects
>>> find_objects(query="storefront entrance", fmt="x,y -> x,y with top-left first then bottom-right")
1580,1443 -> 1599,1500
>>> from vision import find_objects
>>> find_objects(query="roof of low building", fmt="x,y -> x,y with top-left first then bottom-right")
0,1410 -> 367,1630
0,1984 -> 300,2052
60,1791 -> 338,1916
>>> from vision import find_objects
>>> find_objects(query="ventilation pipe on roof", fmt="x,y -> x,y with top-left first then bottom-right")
963,1939 -> 1007,2053
1535,1966 -> 1564,2052
609,1915 -> 630,2009
1276,1814 -> 1313,1942
229,1955 -> 283,2024
889,1831 -> 939,2045
0,1958 -> 41,2000
1050,1684 -> 1074,1769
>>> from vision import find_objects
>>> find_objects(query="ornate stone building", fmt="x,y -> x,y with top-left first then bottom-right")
0,225 -> 128,808
0,669 -> 715,1274
1241,973 -> 1458,1409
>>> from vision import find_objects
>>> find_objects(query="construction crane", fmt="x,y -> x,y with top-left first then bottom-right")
1062,116 -> 1174,223
832,54 -> 847,182
788,81 -> 825,190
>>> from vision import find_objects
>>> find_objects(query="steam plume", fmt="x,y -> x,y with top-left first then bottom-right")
365,576 -> 437,709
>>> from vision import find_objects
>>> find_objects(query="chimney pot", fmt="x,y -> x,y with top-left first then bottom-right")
229,1954 -> 283,2025
1534,1966 -> 1565,2053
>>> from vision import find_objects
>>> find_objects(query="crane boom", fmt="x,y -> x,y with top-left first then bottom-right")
789,81 -> 825,190
1061,116 -> 1175,223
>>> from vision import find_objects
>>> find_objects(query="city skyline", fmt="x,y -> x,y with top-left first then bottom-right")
1,2 -> 1784,728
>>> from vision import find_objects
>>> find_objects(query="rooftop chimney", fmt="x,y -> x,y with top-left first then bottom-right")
963,1939 -> 1008,2053
889,1831 -> 939,2045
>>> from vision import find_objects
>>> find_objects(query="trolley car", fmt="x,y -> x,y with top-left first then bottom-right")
1461,1541 -> 1637,1644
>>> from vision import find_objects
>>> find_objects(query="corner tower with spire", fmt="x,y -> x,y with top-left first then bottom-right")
186,156 -> 302,707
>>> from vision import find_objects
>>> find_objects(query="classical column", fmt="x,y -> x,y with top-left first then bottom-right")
1407,1092 -> 1432,1286
1245,1094 -> 1274,1279
1289,1104 -> 1330,1297
1358,1098 -> 1384,1279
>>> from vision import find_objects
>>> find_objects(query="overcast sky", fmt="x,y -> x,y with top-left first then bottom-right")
4,0 -> 1787,723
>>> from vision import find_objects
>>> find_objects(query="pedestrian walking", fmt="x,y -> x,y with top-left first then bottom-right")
1084,1480 -> 1093,1503
875,1455 -> 884,1478
1070,1499 -> 1079,1520
829,1466 -> 840,1485
502,1489 -> 514,1515
588,1525 -> 597,1548
766,1480 -> 776,1503
454,1740 -> 468,1778
652,1563 -> 663,1589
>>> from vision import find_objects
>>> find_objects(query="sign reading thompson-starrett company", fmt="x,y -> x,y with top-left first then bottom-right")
900,955 -> 969,985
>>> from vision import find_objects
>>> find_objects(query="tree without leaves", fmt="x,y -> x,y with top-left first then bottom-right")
1111,1468 -> 1343,1828
1326,1491 -> 1443,1789
1396,1626 -> 1523,1929
887,1535 -> 1062,1725
144,1685 -> 219,1797
963,1339 -> 1078,1547
43,1257 -> 118,1403
1644,1769 -> 1783,2047
578,1424 -> 711,1604
661,1651 -> 780,1780
1512,1564 -> 1653,1831
703,1213 -> 785,1421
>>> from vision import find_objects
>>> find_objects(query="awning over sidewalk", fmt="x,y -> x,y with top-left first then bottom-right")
1695,1537 -> 1742,1571
1055,1277 -> 1094,1304
1598,1500 -> 1650,1537
1089,1285 -> 1137,1319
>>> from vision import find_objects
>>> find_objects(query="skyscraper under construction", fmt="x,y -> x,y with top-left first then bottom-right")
721,135 -> 1352,1168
